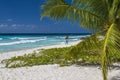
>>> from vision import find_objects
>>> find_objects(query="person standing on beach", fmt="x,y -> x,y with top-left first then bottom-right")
65,36 -> 69,45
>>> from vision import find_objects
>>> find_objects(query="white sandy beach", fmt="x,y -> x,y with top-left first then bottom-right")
0,41 -> 120,80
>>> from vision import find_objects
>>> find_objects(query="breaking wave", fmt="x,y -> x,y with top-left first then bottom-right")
0,39 -> 46,46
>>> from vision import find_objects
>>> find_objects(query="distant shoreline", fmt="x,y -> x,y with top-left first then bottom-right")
0,33 -> 91,35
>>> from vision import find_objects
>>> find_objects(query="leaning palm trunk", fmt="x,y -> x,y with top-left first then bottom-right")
40,0 -> 120,80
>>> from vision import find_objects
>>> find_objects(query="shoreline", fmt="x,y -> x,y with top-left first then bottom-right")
0,40 -> 81,61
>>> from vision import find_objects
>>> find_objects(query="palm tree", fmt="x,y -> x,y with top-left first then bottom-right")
40,0 -> 120,80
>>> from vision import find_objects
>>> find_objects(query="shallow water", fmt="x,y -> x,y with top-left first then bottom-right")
0,34 -> 90,52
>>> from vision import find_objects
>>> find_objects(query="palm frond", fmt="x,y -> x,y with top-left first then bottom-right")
101,23 -> 120,80
41,0 -> 104,31
72,0 -> 109,19
104,0 -> 113,11
69,34 -> 103,59
109,0 -> 120,22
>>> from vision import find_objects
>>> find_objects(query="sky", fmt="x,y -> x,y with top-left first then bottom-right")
0,0 -> 90,34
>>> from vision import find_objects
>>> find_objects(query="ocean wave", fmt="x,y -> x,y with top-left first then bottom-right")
0,39 -> 46,46
11,37 -> 29,40
60,42 -> 65,44
55,36 -> 65,39
10,37 -> 47,40
70,36 -> 84,38
71,39 -> 79,40
55,36 -> 85,39
0,38 -> 3,40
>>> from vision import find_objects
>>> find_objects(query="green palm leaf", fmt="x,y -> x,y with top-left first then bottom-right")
41,0 -> 104,31
68,34 -> 103,61
102,23 -> 120,80
72,0 -> 109,18
109,0 -> 120,22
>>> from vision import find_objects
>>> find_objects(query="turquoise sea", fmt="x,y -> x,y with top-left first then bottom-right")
0,34 -> 90,52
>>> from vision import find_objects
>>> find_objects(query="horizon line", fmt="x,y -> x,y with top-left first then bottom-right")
0,33 -> 91,35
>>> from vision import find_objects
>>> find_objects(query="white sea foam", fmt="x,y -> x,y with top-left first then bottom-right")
18,38 -> 32,40
71,39 -> 79,40
60,42 -> 65,44
70,35 -> 89,40
0,39 -> 46,46
0,38 -> 3,40
56,36 -> 84,39
10,37 -> 19,40
10,37 -> 47,40
55,36 -> 65,39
